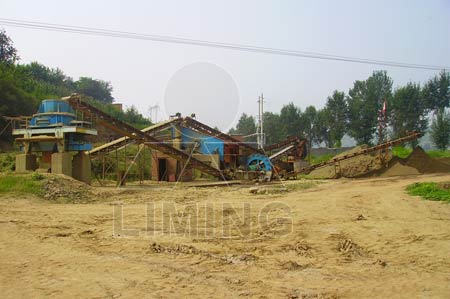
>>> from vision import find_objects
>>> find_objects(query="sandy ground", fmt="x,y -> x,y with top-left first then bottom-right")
1,174 -> 450,298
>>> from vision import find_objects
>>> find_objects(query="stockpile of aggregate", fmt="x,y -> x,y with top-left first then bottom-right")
308,145 -> 386,179
308,146 -> 450,179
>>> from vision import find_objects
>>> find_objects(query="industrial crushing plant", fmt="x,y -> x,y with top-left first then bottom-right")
10,94 -> 421,185
11,95 -> 308,184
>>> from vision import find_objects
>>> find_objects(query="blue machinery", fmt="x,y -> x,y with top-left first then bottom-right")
12,95 -> 306,183
13,99 -> 97,153
247,154 -> 273,171
175,126 -> 291,180
12,99 -> 97,183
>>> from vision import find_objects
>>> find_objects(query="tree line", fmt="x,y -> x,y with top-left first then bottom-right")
229,70 -> 450,150
0,29 -> 151,141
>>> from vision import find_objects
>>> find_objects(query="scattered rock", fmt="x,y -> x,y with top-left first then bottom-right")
337,239 -> 366,257
282,241 -> 313,257
355,214 -> 367,221
373,259 -> 387,267
54,232 -> 71,237
149,242 -> 258,265
249,187 -> 258,194
80,229 -> 94,235
281,261 -> 304,271
220,253 -> 258,265
42,174 -> 93,202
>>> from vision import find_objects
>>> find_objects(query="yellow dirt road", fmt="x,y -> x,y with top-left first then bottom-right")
1,174 -> 450,298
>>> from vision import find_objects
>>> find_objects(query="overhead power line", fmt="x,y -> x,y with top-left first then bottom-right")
0,17 -> 448,71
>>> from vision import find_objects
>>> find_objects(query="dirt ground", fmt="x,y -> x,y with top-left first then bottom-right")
1,174 -> 450,298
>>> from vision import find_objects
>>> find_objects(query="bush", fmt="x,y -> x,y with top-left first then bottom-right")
306,153 -> 334,165
426,150 -> 450,158
392,146 -> 412,159
406,182 -> 450,202
0,152 -> 16,171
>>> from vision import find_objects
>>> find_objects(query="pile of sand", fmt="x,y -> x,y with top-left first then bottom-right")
378,147 -> 450,177
308,145 -> 386,179
404,147 -> 450,173
379,161 -> 419,177
308,146 -> 450,179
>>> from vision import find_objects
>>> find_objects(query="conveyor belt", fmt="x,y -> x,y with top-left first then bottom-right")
67,96 -> 228,179
292,131 -> 423,176
264,136 -> 307,161
182,117 -> 263,154
269,144 -> 295,160
88,118 -> 182,158
264,136 -> 305,152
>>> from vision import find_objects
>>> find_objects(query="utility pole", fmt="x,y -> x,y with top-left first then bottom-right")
257,93 -> 265,149
378,99 -> 388,165
148,104 -> 160,123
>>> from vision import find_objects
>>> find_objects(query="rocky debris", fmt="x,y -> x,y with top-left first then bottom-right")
288,290 -> 340,299
42,174 -> 93,202
280,260 -> 304,271
354,214 -> 367,221
149,242 -> 258,264
373,259 -> 387,267
337,239 -> 366,257
282,241 -> 313,258
219,253 -> 258,265
150,243 -> 201,255
249,186 -> 289,195
249,187 -> 259,194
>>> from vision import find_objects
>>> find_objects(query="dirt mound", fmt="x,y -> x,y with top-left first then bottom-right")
405,147 -> 450,174
308,145 -> 385,179
42,174 -> 93,202
333,145 -> 368,159
436,157 -> 450,165
379,161 -> 420,177
309,146 -> 450,179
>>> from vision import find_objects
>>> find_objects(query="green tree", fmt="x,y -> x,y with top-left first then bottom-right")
76,77 -> 114,103
430,109 -> 450,150
0,63 -> 37,141
390,83 -> 427,146
123,105 -> 152,129
346,70 -> 393,145
325,90 -> 347,147
300,105 -> 317,145
86,98 -> 151,129
15,62 -> 75,99
312,108 -> 332,147
279,102 -> 303,137
232,113 -> 257,142
0,29 -> 18,65
263,111 -> 282,145
423,70 -> 450,112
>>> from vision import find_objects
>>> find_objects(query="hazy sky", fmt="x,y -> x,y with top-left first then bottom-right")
1,0 -> 449,130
